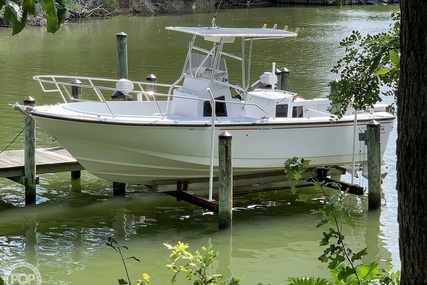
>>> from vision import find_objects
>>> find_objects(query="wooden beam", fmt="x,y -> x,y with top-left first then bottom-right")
0,147 -> 84,179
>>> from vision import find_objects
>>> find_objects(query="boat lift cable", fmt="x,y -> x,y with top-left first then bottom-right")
207,88 -> 216,201
351,108 -> 357,185
0,120 -> 31,155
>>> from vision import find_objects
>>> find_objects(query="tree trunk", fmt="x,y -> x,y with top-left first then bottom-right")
397,1 -> 427,284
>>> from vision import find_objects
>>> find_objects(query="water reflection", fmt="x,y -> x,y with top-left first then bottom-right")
0,184 -> 391,284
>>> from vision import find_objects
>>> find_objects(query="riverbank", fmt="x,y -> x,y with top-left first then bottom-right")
0,0 -> 398,30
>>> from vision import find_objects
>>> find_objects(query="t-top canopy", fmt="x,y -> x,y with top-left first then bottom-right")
166,26 -> 297,43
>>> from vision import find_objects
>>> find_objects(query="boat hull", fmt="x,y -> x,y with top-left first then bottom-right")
31,112 -> 394,184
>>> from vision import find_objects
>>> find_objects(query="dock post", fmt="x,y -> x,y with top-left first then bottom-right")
71,170 -> 82,192
366,120 -> 382,209
116,32 -> 128,79
70,79 -> 82,100
218,131 -> 233,230
329,79 -> 339,95
281,67 -> 290,91
23,96 -> 36,204
113,182 -> 126,196
276,67 -> 290,91
113,31 -> 128,195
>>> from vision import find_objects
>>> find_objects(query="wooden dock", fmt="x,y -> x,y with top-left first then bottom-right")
0,147 -> 83,182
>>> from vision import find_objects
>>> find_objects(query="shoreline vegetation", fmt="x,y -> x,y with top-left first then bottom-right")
0,0 -> 398,30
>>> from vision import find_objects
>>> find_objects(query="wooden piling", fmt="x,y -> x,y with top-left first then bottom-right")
71,170 -> 82,192
116,32 -> 128,79
329,79 -> 339,95
218,131 -> 233,229
276,67 -> 290,91
366,120 -> 382,209
281,67 -> 290,91
113,31 -> 129,195
70,79 -> 82,100
113,182 -> 126,196
23,96 -> 36,204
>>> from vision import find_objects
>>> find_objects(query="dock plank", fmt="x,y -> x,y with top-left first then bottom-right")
0,147 -> 84,178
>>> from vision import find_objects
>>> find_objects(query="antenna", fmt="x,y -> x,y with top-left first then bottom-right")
211,0 -> 223,28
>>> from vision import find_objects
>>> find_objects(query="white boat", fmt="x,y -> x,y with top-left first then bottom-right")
19,25 -> 395,185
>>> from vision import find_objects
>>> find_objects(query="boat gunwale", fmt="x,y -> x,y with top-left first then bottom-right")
31,111 -> 395,128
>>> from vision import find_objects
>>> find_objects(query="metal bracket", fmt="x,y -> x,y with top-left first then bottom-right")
359,131 -> 367,144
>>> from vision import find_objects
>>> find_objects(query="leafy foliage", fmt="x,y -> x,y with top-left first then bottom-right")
101,0 -> 119,11
324,0 -> 346,6
104,159 -> 401,285
0,0 -> 66,34
284,157 -> 400,285
329,12 -> 400,118
287,277 -> 332,285
106,237 -> 141,285
165,241 -> 242,285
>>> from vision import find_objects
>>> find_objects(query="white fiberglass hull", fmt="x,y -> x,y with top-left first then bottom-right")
31,104 -> 394,185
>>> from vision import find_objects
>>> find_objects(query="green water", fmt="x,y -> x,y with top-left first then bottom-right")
0,5 -> 399,284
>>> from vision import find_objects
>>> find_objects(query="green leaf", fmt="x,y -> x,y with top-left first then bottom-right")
41,0 -> 59,33
351,247 -> 368,262
355,262 -> 380,281
389,50 -> 400,68
374,67 -> 390,76
3,1 -> 26,35
56,0 -> 67,28
22,0 -> 36,15
336,265 -> 356,281
118,278 -> 128,285
369,48 -> 386,74
287,276 -> 332,285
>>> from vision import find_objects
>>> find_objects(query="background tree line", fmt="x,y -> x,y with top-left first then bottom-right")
1,0 -> 397,33
0,0 -> 273,32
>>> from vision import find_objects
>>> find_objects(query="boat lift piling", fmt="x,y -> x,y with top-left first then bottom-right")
276,67 -> 290,91
329,80 -> 383,209
218,131 -> 233,229
366,120 -> 382,210
71,170 -> 82,192
70,79 -> 82,100
116,32 -> 128,79
23,96 -> 37,204
112,31 -> 129,196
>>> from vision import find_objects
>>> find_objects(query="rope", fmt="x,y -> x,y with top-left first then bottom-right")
0,120 -> 31,155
